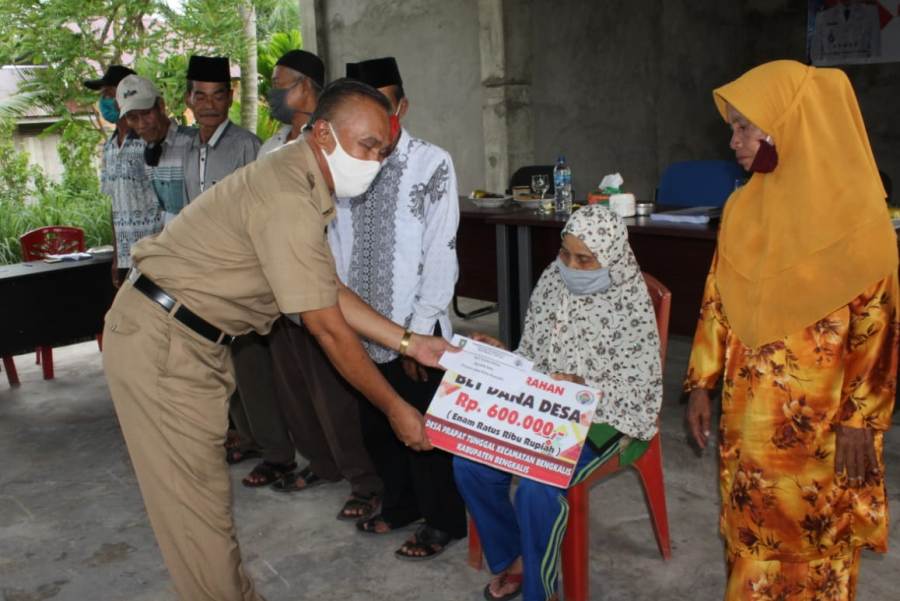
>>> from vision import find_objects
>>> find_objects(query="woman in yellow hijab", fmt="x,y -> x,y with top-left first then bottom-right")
685,60 -> 898,600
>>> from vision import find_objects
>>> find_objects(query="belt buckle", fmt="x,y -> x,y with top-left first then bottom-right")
127,268 -> 141,284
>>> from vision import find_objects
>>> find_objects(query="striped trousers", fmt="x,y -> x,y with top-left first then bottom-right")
454,425 -> 623,601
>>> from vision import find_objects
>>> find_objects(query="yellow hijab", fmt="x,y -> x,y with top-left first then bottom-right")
712,60 -> 897,349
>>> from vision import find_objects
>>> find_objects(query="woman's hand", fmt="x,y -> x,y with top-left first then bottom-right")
470,332 -> 507,350
835,425 -> 879,488
387,402 -> 433,451
686,388 -> 712,450
550,373 -> 585,385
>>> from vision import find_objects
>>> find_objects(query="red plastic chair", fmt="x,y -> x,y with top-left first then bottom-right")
2,356 -> 19,387
14,226 -> 86,381
467,273 -> 673,601
19,226 -> 86,262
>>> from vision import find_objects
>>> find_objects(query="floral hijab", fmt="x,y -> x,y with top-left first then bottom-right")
515,206 -> 663,440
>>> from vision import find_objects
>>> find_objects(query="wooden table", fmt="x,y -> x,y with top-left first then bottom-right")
0,255 -> 116,357
457,198 -> 717,346
456,199 -> 521,342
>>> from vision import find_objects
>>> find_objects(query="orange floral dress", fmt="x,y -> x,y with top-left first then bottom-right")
685,257 -> 899,600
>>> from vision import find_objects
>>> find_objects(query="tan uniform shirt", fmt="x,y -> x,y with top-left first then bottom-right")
132,139 -> 337,336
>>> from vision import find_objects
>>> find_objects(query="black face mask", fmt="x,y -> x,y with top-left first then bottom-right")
749,138 -> 778,173
144,143 -> 163,167
267,86 -> 297,125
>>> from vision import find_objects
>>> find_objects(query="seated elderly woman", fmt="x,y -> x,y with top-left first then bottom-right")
455,205 -> 663,601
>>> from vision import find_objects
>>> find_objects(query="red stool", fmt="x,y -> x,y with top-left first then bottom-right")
18,226 -> 87,380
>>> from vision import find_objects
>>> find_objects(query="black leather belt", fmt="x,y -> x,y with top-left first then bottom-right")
131,272 -> 233,345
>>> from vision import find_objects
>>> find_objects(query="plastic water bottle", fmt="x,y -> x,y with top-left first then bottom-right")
553,155 -> 572,214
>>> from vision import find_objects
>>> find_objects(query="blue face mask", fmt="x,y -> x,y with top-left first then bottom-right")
556,257 -> 611,295
99,96 -> 120,123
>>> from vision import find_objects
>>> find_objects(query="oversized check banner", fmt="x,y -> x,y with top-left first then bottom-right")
425,336 -> 602,488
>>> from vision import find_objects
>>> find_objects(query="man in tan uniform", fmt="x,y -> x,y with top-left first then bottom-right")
102,79 -> 449,601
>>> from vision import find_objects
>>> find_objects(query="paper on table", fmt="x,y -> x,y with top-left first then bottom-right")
649,206 -> 721,224
43,252 -> 93,263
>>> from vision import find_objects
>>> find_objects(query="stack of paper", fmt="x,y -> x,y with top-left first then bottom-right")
43,252 -> 93,263
649,206 -> 721,224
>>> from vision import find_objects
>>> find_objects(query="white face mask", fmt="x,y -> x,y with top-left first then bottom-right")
324,123 -> 382,198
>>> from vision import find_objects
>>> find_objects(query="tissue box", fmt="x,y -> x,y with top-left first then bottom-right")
587,192 -> 609,205
609,193 -> 636,217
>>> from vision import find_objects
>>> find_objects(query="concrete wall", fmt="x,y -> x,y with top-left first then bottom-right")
529,0 -> 662,199
14,126 -> 64,184
310,0 -> 900,202
317,0 -> 485,194
528,0 -> 899,201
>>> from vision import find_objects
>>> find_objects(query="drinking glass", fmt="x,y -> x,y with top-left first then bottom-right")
531,174 -> 550,214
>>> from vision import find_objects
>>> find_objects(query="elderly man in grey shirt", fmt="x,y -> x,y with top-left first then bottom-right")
182,55 -> 296,488
183,55 -> 260,201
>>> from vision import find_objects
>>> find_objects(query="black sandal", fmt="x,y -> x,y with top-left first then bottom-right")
394,524 -> 460,561
355,513 -> 419,535
270,466 -> 325,493
241,460 -> 297,488
337,492 -> 380,521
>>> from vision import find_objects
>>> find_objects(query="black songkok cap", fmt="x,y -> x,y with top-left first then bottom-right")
345,57 -> 402,89
275,50 -> 325,88
187,55 -> 231,83
83,65 -> 136,90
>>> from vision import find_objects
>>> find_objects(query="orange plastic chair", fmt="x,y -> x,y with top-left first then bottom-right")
15,226 -> 87,380
467,273 -> 672,601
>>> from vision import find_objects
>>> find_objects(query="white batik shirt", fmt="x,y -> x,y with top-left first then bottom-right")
257,124 -> 292,157
328,128 -> 460,363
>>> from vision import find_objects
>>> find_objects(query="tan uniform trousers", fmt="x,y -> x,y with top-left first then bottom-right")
102,282 -> 264,601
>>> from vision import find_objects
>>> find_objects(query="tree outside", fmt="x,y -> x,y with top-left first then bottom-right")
0,0 -> 302,264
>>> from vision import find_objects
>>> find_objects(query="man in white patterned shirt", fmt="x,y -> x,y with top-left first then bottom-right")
271,57 -> 466,557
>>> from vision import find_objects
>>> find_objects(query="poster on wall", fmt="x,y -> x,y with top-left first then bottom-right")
808,1 -> 900,65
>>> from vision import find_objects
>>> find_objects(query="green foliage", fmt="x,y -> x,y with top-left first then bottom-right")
165,0 -> 245,62
258,30 -> 303,99
56,120 -> 104,193
0,118 -> 110,265
133,53 -> 190,123
0,1 -> 168,124
0,120 -> 46,206
0,190 -> 112,265
256,0 -> 300,43
250,29 -> 302,139
229,100 -> 280,142
0,0 -> 304,264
